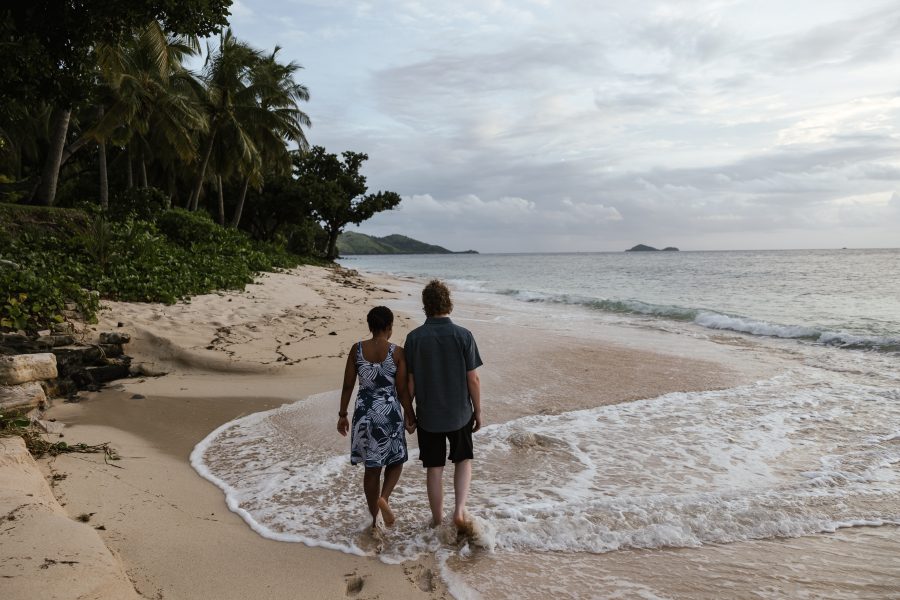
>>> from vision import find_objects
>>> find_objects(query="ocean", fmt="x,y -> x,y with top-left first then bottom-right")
341,249 -> 900,350
193,249 -> 900,598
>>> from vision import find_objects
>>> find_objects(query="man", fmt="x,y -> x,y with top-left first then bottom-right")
404,279 -> 483,532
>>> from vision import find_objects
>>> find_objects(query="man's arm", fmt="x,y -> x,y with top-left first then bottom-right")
467,369 -> 482,432
405,373 -> 418,433
395,347 -> 416,433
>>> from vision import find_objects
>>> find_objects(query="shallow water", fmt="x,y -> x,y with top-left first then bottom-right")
194,253 -> 900,598
443,526 -> 900,599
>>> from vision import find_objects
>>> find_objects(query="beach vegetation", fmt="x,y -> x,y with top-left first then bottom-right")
0,203 -> 314,332
0,7 -> 398,331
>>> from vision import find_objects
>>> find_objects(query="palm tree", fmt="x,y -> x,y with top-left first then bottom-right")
188,29 -> 262,212
230,47 -> 310,227
34,108 -> 70,205
188,31 -> 311,218
93,21 -> 206,202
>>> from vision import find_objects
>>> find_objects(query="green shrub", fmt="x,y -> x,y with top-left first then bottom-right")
0,175 -> 28,204
287,220 -> 328,256
108,187 -> 170,222
157,208 -> 220,246
0,262 -> 99,331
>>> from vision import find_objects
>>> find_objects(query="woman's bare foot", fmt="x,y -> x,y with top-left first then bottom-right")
377,498 -> 395,526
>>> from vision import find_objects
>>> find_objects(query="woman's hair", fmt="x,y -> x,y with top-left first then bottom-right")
367,305 -> 394,333
422,279 -> 453,317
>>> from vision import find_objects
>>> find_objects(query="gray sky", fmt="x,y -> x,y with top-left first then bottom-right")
226,0 -> 900,252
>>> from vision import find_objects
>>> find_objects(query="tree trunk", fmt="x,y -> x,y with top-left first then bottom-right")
230,177 -> 250,228
36,107 -> 71,206
167,171 -> 176,209
140,153 -> 148,188
190,129 -> 216,211
97,107 -> 109,210
98,141 -> 108,210
217,175 -> 225,226
126,146 -> 134,189
326,227 -> 340,261
60,135 -> 90,167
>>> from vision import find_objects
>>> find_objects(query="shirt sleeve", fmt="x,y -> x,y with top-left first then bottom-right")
405,337 -> 415,374
464,332 -> 483,371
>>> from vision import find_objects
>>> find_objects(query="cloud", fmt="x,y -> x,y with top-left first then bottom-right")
243,0 -> 900,250
396,194 -> 537,223
556,199 -> 623,223
230,0 -> 254,18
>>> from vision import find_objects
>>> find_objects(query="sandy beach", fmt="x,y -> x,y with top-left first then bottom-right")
5,263 -> 871,599
6,1 -> 900,596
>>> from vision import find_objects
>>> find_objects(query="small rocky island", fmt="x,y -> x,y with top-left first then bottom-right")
626,244 -> 680,252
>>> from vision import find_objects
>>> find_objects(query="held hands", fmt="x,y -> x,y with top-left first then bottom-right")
404,411 -> 417,434
337,415 -> 349,436
472,410 -> 483,433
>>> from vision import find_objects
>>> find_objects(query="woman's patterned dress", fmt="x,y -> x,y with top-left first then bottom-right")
350,342 -> 408,467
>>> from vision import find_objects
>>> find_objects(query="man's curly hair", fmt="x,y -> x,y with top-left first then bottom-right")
422,279 -> 453,317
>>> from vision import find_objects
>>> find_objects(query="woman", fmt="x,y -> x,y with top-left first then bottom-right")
337,306 -> 415,530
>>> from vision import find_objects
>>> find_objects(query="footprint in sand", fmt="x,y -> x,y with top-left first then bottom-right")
417,568 -> 435,592
345,574 -> 364,596
404,565 -> 436,593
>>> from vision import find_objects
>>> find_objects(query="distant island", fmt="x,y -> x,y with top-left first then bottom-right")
338,232 -> 479,255
626,244 -> 680,252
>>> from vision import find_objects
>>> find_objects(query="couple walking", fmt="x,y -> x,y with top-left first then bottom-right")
337,280 -> 483,533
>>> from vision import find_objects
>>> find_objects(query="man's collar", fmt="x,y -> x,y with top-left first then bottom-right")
425,316 -> 451,324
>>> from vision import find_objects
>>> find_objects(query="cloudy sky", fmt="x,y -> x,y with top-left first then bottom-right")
224,0 -> 900,252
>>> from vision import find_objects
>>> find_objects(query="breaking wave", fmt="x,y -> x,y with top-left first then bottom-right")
497,289 -> 900,351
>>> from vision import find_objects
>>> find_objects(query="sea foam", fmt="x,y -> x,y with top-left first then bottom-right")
192,366 -> 900,565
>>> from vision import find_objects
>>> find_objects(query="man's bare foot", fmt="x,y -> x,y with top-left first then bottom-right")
377,498 -> 395,526
454,513 -> 476,538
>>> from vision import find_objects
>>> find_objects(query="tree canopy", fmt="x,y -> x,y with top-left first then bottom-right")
1,1 -> 232,108
295,147 -> 401,260
1,9 -> 402,262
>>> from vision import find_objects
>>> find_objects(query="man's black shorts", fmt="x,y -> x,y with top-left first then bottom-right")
417,417 -> 474,467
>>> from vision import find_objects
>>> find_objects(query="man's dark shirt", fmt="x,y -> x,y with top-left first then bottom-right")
405,316 -> 483,432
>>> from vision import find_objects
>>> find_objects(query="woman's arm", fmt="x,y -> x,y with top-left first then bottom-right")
337,344 -> 357,436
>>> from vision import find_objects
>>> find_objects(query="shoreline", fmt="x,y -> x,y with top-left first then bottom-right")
7,264 -> 776,599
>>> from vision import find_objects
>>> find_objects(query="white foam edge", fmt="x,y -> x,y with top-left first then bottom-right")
436,549 -> 483,600
189,397 -> 370,557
